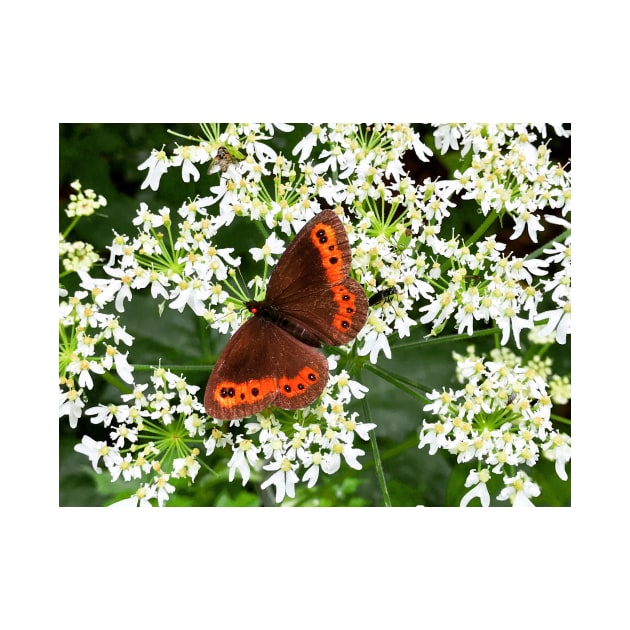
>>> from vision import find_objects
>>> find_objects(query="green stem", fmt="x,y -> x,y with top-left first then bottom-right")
528,227 -> 571,260
379,434 -> 421,462
167,128 -> 205,143
62,216 -> 81,239
392,326 -> 500,351
361,434 -> 420,470
364,362 -> 432,401
551,412 -> 571,426
465,211 -> 499,247
101,371 -> 134,395
362,397 -> 391,507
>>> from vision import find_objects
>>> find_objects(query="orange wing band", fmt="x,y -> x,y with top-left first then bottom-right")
310,221 -> 345,284
331,284 -> 359,333
211,377 -> 276,411
277,366 -> 322,399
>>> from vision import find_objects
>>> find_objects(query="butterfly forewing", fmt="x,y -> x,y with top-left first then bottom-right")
265,211 -> 368,345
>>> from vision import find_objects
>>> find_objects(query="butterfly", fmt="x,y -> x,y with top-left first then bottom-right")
204,210 -> 369,420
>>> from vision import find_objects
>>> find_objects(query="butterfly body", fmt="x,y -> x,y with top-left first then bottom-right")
204,210 -> 368,420
246,301 -> 322,347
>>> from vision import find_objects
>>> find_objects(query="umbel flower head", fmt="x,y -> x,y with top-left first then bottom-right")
419,345 -> 570,506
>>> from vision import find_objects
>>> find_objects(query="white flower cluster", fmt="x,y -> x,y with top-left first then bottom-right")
419,346 -> 570,506
74,363 -> 375,505
59,284 -> 135,429
59,235 -> 100,273
65,179 -> 108,218
59,181 -> 106,274
75,368 -> 206,506
61,123 -> 571,506
435,123 -> 571,243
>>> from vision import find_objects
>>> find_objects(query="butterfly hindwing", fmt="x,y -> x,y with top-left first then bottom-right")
204,317 -> 329,420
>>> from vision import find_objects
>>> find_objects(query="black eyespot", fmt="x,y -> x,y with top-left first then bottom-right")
342,294 -> 350,300
346,307 -> 354,313
329,256 -> 338,265
319,236 -> 328,244
252,388 -> 259,397
240,393 -> 245,400
341,321 -> 349,328
308,372 -> 316,381
221,387 -> 235,398
297,384 -> 305,390
284,384 -> 292,392
316,228 -> 325,238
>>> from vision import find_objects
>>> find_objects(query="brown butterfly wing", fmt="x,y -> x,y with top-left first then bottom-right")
265,210 -> 368,345
204,317 -> 329,420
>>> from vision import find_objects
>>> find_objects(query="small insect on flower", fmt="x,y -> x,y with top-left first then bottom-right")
368,287 -> 398,307
208,146 -> 241,174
